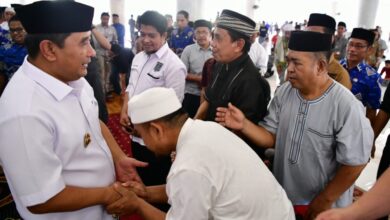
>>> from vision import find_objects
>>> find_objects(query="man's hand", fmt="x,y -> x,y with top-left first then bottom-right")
315,208 -> 356,220
115,157 -> 148,183
106,183 -> 140,216
215,103 -> 246,131
122,181 -> 148,199
305,194 -> 334,220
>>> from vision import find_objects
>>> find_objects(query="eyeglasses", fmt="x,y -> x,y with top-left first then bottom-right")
9,28 -> 24,34
347,42 -> 368,49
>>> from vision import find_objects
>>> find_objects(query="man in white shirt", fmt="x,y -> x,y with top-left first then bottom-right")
106,87 -> 295,220
249,25 -> 268,75
119,10 -> 186,210
0,2 -> 145,219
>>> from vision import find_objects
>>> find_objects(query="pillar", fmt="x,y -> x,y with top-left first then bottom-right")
110,0 -> 126,24
357,0 -> 379,29
176,0 -> 205,21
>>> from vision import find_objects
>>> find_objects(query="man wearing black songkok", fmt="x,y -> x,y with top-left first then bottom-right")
306,13 -> 352,89
195,9 -> 270,159
0,1 -> 145,219
216,31 -> 372,220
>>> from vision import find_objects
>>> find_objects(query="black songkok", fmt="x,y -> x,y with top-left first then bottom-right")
288,31 -> 332,52
307,13 -> 336,31
16,1 -> 94,34
216,9 -> 256,38
338,21 -> 346,28
350,28 -> 375,46
194,19 -> 212,31
10,4 -> 23,9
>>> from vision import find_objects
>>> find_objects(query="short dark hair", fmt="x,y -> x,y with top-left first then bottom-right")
165,14 -> 172,20
177,10 -> 189,20
385,60 -> 390,64
226,29 -> 251,53
8,15 -> 21,25
112,14 -> 119,17
101,12 -> 109,17
24,33 -> 71,59
313,50 -> 332,64
139,11 -> 167,35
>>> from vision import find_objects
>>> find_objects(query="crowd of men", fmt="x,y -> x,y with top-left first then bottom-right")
0,1 -> 390,220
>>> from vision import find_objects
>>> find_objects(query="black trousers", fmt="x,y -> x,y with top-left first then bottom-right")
131,140 -> 171,211
376,135 -> 390,220
182,93 -> 200,118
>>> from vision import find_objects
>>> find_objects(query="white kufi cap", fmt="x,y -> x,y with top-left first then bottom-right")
128,87 -> 182,124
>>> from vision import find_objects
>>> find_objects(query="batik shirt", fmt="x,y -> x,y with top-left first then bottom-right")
0,42 -> 27,79
169,26 -> 194,56
340,58 -> 381,109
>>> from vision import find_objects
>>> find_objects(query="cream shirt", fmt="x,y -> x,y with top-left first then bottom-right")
0,58 -> 115,220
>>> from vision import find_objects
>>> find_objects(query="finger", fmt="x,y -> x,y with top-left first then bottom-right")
114,183 -> 130,196
131,158 -> 149,167
228,102 -> 238,111
216,107 -> 228,113
106,198 -> 126,214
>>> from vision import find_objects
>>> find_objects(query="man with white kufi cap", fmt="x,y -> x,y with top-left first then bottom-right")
107,87 -> 295,219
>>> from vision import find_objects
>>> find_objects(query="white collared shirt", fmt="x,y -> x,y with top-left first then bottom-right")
126,43 -> 186,144
0,58 -> 115,220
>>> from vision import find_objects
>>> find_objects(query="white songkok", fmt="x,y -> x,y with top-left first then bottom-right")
128,87 -> 182,124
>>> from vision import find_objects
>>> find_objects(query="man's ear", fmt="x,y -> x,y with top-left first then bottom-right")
316,58 -> 328,75
234,39 -> 245,53
149,121 -> 165,140
39,40 -> 58,62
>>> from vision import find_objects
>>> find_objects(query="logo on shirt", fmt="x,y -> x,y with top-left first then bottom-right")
154,62 -> 163,72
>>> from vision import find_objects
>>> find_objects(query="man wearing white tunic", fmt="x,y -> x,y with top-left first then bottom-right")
106,87 -> 295,220
216,31 -> 373,219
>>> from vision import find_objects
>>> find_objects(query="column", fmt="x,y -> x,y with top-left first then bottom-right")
176,0 -> 205,21
357,0 -> 379,29
110,0 -> 126,24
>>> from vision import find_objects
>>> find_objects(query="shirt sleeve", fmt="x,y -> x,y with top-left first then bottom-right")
165,61 -> 187,102
0,115 -> 65,207
180,47 -> 191,72
335,101 -> 373,165
365,74 -> 382,109
166,170 -> 214,220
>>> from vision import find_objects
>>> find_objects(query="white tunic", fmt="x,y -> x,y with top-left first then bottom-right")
0,58 -> 115,220
166,119 -> 295,220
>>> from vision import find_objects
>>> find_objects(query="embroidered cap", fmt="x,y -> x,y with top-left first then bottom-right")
16,1 -> 94,34
128,88 -> 182,124
288,31 -> 332,52
215,9 -> 256,38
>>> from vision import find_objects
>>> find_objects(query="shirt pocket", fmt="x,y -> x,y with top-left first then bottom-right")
146,71 -> 164,85
305,127 -> 336,157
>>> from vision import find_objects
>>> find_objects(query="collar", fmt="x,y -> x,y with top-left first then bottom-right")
22,57 -> 85,101
195,43 -> 212,51
154,42 -> 169,59
340,58 -> 366,72
224,53 -> 248,71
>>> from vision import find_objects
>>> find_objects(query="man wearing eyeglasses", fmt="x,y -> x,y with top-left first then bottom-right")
0,15 -> 27,95
340,28 -> 381,126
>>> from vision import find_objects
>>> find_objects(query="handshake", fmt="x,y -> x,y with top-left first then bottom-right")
104,180 -> 149,217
